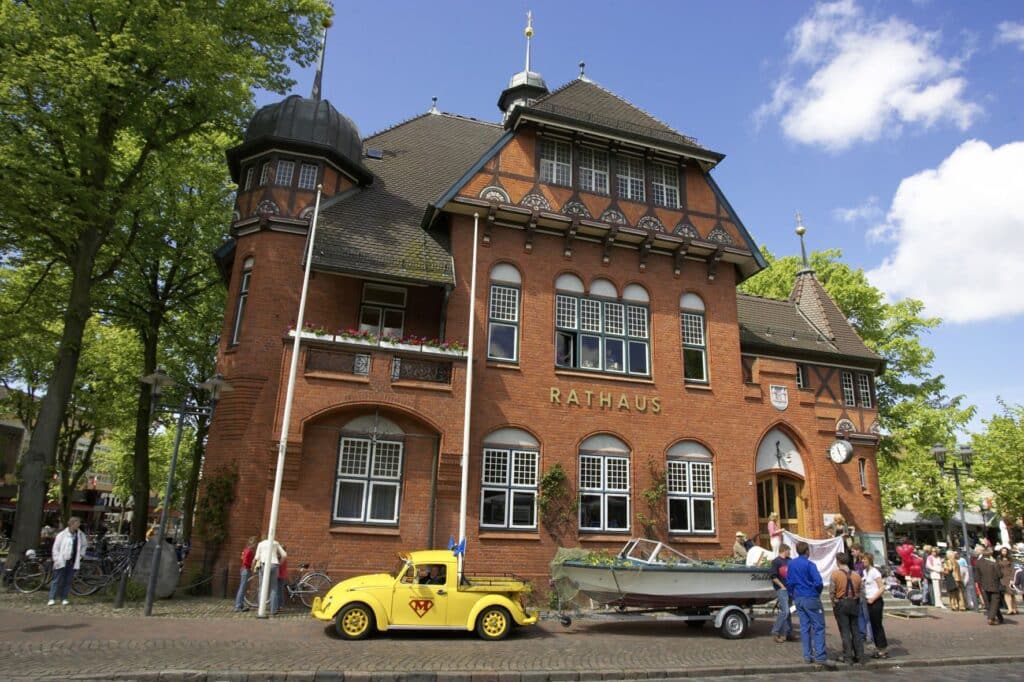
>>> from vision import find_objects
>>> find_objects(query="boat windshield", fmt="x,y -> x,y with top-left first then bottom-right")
620,538 -> 695,565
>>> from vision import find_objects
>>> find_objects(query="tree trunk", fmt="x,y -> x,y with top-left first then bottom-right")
5,232 -> 99,569
180,415 -> 208,545
129,323 -> 160,543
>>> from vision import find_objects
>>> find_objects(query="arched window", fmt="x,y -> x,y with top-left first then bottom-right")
555,276 -> 650,377
680,293 -> 707,383
487,264 -> 521,362
480,427 -> 539,530
578,434 -> 630,532
332,416 -> 404,525
230,256 -> 254,345
666,441 -> 715,534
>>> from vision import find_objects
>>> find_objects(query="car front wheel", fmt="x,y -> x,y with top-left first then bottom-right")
336,603 -> 374,640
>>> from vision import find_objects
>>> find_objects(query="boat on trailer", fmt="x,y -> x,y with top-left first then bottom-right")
557,538 -> 775,609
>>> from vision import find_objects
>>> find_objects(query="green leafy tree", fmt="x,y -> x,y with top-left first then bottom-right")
100,136 -> 231,542
972,402 -> 1024,520
0,0 -> 331,565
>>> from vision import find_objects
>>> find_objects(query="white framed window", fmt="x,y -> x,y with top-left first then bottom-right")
680,293 -> 707,383
841,371 -> 856,407
333,437 -> 403,524
578,453 -> 631,532
540,139 -> 571,187
243,167 -> 255,191
651,162 -> 679,208
555,294 -> 649,377
578,147 -> 609,194
488,286 -> 520,361
616,155 -> 645,202
230,257 -> 254,345
796,364 -> 808,390
359,283 -> 407,340
858,374 -> 872,408
298,163 -> 318,190
275,160 -> 295,186
666,442 -> 715,534
259,161 -> 272,186
858,458 -> 868,490
480,448 -> 538,529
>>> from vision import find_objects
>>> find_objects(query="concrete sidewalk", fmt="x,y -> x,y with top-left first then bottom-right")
1,590 -> 1021,681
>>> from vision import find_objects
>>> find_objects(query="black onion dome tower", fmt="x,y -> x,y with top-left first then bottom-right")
498,11 -> 549,116
227,94 -> 371,187
226,21 -> 371,231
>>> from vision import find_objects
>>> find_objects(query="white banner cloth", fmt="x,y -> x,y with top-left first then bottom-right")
782,530 -> 845,586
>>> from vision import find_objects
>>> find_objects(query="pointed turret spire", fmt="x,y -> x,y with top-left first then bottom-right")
497,10 -> 549,115
311,19 -> 332,102
795,211 -> 811,272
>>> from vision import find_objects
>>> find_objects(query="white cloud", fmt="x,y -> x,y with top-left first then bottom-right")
833,196 -> 881,224
867,140 -> 1024,323
996,21 -> 1024,50
758,1 -> 980,151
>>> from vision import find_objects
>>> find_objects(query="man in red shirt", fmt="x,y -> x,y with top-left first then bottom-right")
234,536 -> 257,612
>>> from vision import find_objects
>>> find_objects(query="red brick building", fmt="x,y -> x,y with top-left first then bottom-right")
204,41 -> 884,589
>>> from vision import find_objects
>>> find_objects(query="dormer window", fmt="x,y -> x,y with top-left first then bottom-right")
616,155 -> 644,202
259,162 -> 272,186
243,167 -> 255,191
298,163 -> 318,190
275,160 -> 294,186
540,139 -> 571,187
578,147 -> 609,194
651,162 -> 679,208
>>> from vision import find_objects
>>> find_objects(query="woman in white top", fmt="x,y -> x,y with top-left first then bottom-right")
767,512 -> 783,554
862,553 -> 888,658
924,546 -> 947,609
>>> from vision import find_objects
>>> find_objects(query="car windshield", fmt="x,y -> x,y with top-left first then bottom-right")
392,558 -> 411,580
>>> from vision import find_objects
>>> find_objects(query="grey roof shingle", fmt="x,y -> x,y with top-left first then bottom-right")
737,293 -> 882,368
522,79 -> 717,155
789,272 -> 881,363
312,112 -> 504,285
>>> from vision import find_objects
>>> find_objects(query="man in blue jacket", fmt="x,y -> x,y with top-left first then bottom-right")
787,541 -> 830,666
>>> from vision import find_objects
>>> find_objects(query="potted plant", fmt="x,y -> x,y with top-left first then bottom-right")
286,322 -> 329,340
390,334 -> 425,352
335,328 -> 377,346
422,338 -> 468,357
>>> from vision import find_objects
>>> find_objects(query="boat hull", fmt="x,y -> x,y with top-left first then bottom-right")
560,562 -> 775,609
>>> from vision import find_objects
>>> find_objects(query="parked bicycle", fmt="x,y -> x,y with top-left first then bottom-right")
72,541 -> 146,596
243,563 -> 332,609
10,548 -> 95,596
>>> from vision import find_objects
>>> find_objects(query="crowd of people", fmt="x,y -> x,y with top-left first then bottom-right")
762,527 -> 1021,669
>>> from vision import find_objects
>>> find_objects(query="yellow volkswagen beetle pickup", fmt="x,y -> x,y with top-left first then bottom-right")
311,550 -> 539,640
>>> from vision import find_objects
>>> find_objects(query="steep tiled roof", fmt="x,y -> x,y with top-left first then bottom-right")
312,112 -> 504,285
521,79 -> 718,156
789,271 -> 881,363
737,293 -> 882,368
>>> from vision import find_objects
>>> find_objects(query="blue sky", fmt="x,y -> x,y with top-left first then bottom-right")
257,1 -> 1024,434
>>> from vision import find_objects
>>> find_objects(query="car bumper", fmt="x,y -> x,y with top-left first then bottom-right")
310,596 -> 333,622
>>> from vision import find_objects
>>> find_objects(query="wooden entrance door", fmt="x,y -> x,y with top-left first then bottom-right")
757,473 -> 804,545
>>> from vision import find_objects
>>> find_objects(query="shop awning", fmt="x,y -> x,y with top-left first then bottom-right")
888,510 -> 989,526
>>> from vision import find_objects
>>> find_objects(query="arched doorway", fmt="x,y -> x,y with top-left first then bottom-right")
755,428 -> 806,542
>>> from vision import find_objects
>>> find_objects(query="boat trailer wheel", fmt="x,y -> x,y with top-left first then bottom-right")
559,615 -> 572,627
719,610 -> 748,639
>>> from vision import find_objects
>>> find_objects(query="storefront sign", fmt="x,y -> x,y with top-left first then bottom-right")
549,387 -> 661,414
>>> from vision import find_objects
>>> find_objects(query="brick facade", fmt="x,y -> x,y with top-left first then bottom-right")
199,82 -> 883,597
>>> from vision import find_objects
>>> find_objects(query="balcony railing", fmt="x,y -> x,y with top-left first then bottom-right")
391,356 -> 451,384
306,347 -> 372,376
301,340 -> 454,387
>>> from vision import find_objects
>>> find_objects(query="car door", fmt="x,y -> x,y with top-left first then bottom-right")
390,564 -> 449,626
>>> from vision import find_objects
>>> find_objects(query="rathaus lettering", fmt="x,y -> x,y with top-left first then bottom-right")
549,387 -> 661,414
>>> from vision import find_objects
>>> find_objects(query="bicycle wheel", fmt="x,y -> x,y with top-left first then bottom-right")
72,560 -> 104,596
298,572 -> 333,608
243,573 -> 266,609
14,559 -> 47,593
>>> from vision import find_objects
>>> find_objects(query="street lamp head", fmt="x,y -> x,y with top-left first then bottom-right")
958,444 -> 974,470
199,374 -> 233,402
930,443 -> 947,469
140,367 -> 175,399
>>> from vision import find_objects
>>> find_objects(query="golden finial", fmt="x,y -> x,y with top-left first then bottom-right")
524,11 -> 534,72
795,211 -> 810,269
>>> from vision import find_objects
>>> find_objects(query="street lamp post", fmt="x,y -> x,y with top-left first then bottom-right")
931,443 -> 974,554
140,369 -> 231,617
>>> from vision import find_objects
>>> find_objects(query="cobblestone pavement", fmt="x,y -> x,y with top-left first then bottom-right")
1,590 -> 1021,681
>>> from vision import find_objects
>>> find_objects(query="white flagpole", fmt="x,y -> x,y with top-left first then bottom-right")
257,184 -> 323,618
457,213 -> 479,579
